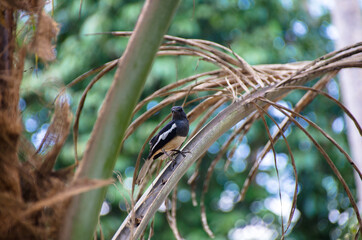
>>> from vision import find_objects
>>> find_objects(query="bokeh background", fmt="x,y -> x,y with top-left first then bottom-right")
20,0 -> 360,239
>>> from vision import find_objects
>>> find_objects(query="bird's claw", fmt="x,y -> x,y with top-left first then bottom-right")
171,149 -> 190,158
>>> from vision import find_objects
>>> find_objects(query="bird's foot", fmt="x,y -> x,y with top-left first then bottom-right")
171,149 -> 190,158
161,149 -> 173,160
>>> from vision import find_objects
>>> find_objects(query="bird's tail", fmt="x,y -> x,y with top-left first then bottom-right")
136,158 -> 152,185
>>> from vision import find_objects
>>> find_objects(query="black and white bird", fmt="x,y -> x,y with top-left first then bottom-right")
136,106 -> 189,184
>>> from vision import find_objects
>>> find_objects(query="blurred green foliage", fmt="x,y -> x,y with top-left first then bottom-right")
20,0 -> 358,239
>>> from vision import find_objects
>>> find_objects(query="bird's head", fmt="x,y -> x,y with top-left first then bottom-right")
171,106 -> 187,120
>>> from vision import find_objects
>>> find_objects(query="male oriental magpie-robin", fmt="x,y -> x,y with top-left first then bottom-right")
136,106 -> 189,184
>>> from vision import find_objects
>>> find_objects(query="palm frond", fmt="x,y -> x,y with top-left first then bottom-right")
107,35 -> 362,239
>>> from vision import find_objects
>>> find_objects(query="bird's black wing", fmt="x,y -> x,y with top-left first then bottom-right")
149,134 -> 158,146
148,120 -> 177,159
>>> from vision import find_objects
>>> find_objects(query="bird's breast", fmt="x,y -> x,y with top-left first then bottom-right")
164,136 -> 186,151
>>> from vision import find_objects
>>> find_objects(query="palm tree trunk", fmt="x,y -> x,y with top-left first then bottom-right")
331,0 -> 362,208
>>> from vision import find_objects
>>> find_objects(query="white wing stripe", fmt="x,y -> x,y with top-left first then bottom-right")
151,123 -> 177,152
